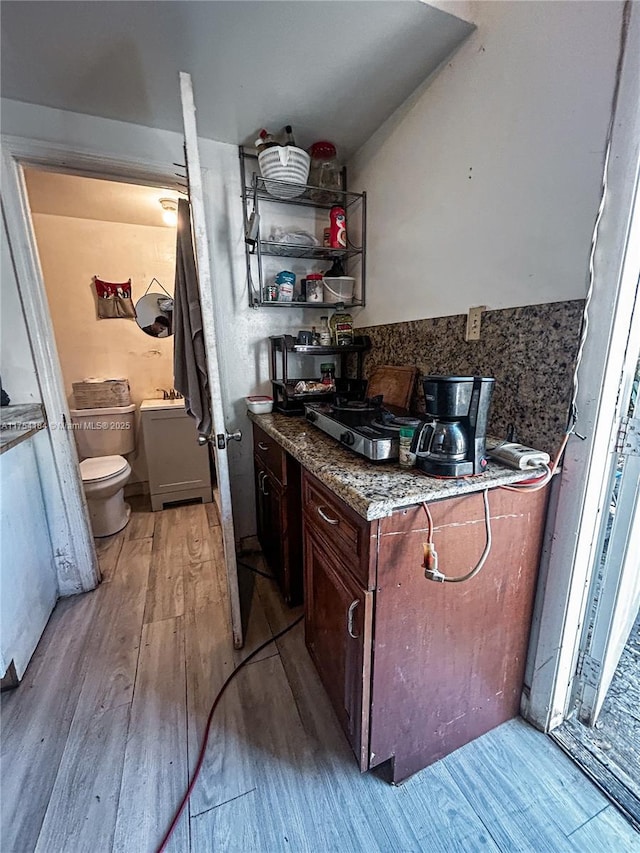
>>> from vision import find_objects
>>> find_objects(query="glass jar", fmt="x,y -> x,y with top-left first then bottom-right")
399,427 -> 417,468
320,362 -> 336,386
308,141 -> 342,204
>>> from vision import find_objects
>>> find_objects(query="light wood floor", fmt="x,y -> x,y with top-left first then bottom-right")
2,497 -> 638,853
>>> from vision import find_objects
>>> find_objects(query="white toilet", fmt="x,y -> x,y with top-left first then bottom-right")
69,403 -> 136,537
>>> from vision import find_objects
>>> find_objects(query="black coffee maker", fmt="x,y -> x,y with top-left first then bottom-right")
411,376 -> 494,477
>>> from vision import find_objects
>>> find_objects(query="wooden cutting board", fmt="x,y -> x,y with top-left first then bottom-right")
367,365 -> 418,412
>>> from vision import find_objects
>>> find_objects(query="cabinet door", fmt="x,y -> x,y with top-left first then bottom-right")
304,530 -> 372,770
254,458 -> 285,589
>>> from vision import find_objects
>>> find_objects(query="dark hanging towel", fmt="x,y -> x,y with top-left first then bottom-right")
173,198 -> 212,437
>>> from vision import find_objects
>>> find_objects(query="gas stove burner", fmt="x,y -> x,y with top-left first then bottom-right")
332,400 -> 378,412
372,414 -> 422,431
331,395 -> 383,413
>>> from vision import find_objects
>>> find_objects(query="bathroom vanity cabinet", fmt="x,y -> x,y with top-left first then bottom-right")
140,400 -> 213,511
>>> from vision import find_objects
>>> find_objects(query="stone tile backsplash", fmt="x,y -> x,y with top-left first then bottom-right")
354,300 -> 585,457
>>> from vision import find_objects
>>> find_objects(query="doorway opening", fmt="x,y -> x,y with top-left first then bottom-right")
552,346 -> 640,830
22,167 -> 185,528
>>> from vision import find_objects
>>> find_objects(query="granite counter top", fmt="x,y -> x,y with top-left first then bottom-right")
249,412 -> 547,521
0,404 -> 46,455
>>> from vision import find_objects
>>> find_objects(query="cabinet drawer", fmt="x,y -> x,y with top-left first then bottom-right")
302,471 -> 373,589
253,424 -> 286,487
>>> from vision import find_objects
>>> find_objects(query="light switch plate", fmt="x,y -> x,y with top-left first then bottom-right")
466,305 -> 486,341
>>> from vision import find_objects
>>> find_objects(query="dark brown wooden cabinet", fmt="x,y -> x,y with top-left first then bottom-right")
252,425 -> 302,606
301,468 -> 549,783
303,529 -> 373,769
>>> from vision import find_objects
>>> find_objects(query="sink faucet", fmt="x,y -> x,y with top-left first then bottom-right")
157,388 -> 183,400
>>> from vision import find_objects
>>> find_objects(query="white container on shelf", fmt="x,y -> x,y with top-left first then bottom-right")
246,395 -> 273,414
323,276 -> 356,303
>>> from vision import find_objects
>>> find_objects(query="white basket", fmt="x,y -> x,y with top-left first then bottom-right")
323,276 -> 355,304
258,146 -> 310,199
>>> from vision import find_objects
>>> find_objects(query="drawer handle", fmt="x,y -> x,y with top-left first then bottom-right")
317,506 -> 339,526
347,600 -> 360,639
262,474 -> 269,496
258,442 -> 269,451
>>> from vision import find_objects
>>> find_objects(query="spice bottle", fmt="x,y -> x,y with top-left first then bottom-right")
283,125 -> 296,146
319,316 -> 332,346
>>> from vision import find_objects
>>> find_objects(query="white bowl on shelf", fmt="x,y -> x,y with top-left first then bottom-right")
258,146 -> 310,199
246,395 -> 274,414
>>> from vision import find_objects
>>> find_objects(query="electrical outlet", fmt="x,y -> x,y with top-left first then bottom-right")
465,305 -> 486,341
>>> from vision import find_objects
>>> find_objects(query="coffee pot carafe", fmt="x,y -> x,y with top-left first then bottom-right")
411,376 -> 494,477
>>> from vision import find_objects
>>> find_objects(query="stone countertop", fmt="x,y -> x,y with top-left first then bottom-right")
249,412 -> 547,521
0,404 -> 46,455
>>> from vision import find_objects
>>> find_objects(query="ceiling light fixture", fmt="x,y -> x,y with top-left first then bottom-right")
159,197 -> 178,227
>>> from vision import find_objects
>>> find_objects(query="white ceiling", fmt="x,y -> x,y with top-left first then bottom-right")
24,169 -> 180,229
1,1 -> 473,159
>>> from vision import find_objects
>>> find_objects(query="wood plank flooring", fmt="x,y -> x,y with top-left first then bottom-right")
2,497 -> 638,853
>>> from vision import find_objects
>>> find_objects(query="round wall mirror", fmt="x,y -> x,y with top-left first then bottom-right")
135,293 -> 174,338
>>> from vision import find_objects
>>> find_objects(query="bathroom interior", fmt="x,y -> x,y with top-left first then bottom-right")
23,168 -> 215,536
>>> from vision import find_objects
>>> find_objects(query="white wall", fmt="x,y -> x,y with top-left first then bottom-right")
30,212 -> 176,485
1,213 -> 40,403
349,0 -> 622,327
1,98 -> 320,539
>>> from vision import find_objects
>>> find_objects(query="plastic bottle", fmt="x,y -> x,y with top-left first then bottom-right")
255,129 -> 279,152
329,206 -> 347,249
323,258 -> 346,278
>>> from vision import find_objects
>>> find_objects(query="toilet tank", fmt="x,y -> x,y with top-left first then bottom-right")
69,404 -> 136,459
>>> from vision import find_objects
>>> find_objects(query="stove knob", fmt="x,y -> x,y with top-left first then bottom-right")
340,431 -> 355,446
306,410 -> 318,423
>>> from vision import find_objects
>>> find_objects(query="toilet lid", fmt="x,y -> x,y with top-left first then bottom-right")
80,455 -> 128,483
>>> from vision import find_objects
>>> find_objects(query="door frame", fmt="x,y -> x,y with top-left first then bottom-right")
1,135 -> 186,592
576,296 -> 640,725
523,3 -> 640,731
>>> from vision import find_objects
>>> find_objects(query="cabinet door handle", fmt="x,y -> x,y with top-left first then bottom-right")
257,471 -> 265,492
317,506 -> 339,526
258,442 -> 269,451
347,600 -> 360,639
262,474 -> 269,496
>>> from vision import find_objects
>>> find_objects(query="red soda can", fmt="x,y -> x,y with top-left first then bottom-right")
329,206 -> 346,249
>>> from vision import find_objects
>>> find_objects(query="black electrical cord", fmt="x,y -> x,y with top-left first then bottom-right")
156,612 -> 304,852
236,558 -> 275,580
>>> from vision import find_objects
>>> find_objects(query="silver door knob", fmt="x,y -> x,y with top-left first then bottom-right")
197,435 -> 208,445
226,429 -> 242,444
